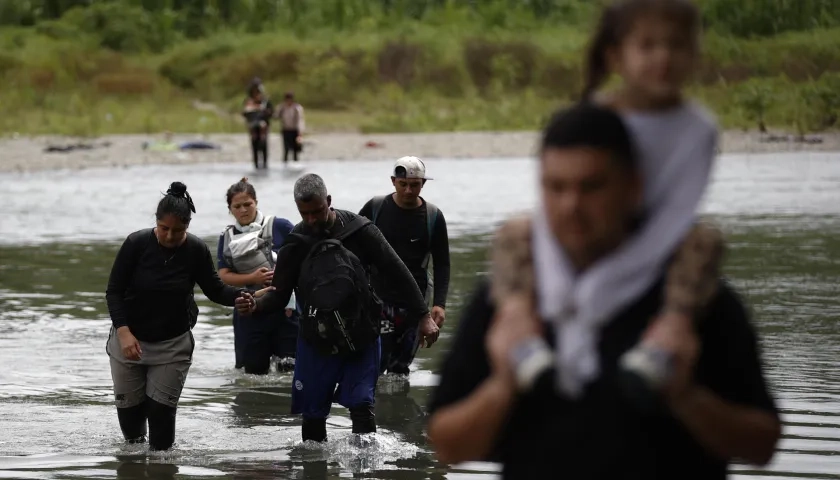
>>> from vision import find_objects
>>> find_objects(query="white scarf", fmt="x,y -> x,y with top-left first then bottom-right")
236,210 -> 266,234
533,105 -> 717,398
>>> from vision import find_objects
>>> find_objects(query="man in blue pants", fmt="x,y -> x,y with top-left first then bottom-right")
236,173 -> 439,441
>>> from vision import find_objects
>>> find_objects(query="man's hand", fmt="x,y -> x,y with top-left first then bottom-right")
235,292 -> 257,316
486,294 -> 542,380
418,313 -> 440,348
431,306 -> 446,327
640,311 -> 700,404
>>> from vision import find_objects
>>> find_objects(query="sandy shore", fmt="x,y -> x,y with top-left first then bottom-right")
1,130 -> 839,173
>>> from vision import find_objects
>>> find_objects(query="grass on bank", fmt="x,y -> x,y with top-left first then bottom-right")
0,23 -> 838,137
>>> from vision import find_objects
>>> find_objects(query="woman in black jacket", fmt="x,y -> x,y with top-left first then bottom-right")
105,181 -> 245,451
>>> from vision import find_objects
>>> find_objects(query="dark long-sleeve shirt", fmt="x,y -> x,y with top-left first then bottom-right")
106,229 -> 241,342
428,278 -> 779,479
359,195 -> 450,308
255,209 -> 430,326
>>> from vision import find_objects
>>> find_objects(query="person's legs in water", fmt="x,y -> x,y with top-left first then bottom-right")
110,355 -> 148,443
291,336 -> 343,442
379,305 -> 407,375
282,129 -> 297,164
391,321 -> 421,376
241,313 -> 274,375
292,129 -> 300,162
335,337 -> 381,437
233,311 -> 244,369
273,311 -> 299,373
145,356 -> 192,451
259,124 -> 269,169
250,126 -> 261,169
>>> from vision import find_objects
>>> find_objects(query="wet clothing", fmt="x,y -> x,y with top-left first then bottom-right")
360,194 -> 450,374
217,216 -> 299,373
359,195 -> 450,309
105,229 -> 241,449
255,208 -> 428,431
106,229 -> 242,343
107,327 -> 194,408
291,336 -> 381,418
428,278 -> 779,480
379,305 -> 418,375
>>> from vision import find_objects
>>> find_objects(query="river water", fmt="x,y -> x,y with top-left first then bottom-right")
0,153 -> 839,479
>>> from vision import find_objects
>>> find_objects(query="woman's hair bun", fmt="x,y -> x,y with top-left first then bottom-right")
240,177 -> 249,184
167,181 -> 188,197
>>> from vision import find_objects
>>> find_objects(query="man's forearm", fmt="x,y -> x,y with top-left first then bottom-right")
428,375 -> 515,464
255,289 -> 290,314
671,386 -> 781,466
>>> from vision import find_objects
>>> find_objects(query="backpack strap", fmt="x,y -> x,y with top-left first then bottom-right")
420,200 -> 439,272
260,215 -> 276,269
369,195 -> 388,225
425,200 -> 439,245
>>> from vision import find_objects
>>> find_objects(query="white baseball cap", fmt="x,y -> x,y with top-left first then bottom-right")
392,156 -> 432,180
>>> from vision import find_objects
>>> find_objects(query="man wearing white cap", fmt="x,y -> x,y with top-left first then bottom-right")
360,156 -> 451,375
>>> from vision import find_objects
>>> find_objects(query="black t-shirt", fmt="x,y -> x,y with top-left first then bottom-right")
359,194 -> 451,308
427,278 -> 778,480
256,209 -> 430,325
105,229 -> 241,342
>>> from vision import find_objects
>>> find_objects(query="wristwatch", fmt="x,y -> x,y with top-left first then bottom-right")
508,337 -> 554,392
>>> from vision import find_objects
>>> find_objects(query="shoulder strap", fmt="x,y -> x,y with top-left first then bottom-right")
425,201 -> 439,244
370,195 -> 388,225
334,216 -> 371,242
260,215 -> 277,269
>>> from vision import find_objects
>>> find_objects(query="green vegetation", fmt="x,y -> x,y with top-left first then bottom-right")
0,0 -> 838,136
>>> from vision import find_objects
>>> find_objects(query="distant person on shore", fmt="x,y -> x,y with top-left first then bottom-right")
105,182 -> 248,451
243,77 -> 273,169
217,178 -> 299,374
234,173 -> 439,442
276,92 -> 305,164
359,156 -> 450,375
428,103 -> 780,479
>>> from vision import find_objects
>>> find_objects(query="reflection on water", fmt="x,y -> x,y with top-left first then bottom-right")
1,153 -> 840,479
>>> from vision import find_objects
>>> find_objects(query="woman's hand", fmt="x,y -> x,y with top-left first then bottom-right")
250,267 -> 273,287
116,326 -> 142,361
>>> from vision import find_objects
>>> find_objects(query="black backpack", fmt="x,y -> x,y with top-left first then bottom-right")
296,216 -> 381,355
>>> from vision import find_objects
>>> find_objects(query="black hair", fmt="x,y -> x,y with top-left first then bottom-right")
248,77 -> 264,97
540,103 -> 637,170
226,177 -> 257,207
582,0 -> 700,100
156,181 -> 196,225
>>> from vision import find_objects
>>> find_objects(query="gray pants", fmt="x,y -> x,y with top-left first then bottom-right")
106,327 -> 194,408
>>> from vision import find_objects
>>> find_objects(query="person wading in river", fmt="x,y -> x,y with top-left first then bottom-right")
276,92 -> 304,165
242,78 -> 273,169
427,103 -> 781,479
105,182 -> 249,451
235,173 -> 439,442
359,156 -> 450,375
218,177 -> 299,373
